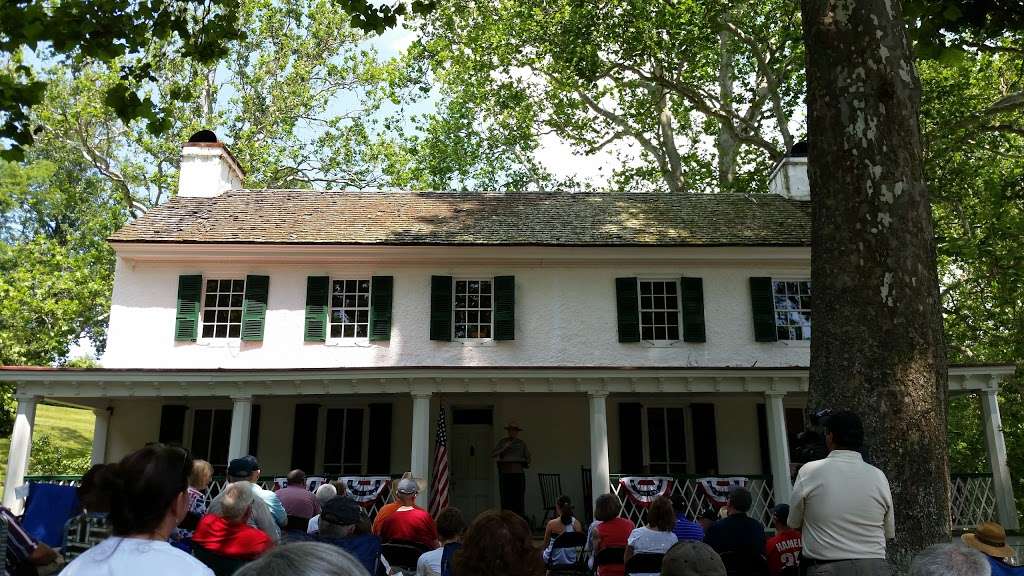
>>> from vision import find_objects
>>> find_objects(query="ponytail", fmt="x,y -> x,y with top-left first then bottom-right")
557,495 -> 573,526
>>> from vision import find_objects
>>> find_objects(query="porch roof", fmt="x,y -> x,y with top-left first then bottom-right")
0,364 -> 1014,399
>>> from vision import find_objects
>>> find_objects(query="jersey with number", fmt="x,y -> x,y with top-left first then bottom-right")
765,528 -> 802,576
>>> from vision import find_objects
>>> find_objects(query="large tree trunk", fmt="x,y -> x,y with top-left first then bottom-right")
801,0 -> 950,568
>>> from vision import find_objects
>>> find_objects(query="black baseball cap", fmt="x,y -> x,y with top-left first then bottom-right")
227,455 -> 260,478
321,496 -> 362,525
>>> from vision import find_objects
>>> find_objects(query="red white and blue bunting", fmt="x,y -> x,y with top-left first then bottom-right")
340,476 -> 392,508
697,477 -> 748,509
618,476 -> 674,508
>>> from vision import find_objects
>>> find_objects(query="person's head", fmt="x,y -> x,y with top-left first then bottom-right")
455,510 -> 545,576
227,455 -> 261,483
594,493 -> 623,522
315,483 -> 338,506
219,481 -> 255,524
436,507 -> 468,543
319,496 -> 363,539
823,410 -> 864,451
505,422 -> 522,438
331,480 -> 348,497
962,521 -> 1016,561
189,459 -> 214,491
646,496 -> 675,532
78,464 -> 114,513
909,542 -> 991,576
770,504 -> 790,531
287,469 -> 306,486
697,509 -> 717,531
556,495 -> 574,525
97,444 -> 193,537
234,541 -> 369,576
670,494 -> 686,515
726,487 -> 752,515
396,477 -> 419,506
661,541 -> 727,576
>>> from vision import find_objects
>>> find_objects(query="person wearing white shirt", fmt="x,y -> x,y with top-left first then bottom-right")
789,410 -> 896,575
416,507 -> 466,576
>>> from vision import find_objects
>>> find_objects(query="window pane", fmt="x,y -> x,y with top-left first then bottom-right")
455,281 -> 467,293
455,295 -> 467,308
468,310 -> 478,324
217,310 -> 229,323
359,280 -> 370,292
202,325 -> 215,338
455,325 -> 467,338
215,325 -> 227,338
642,327 -> 654,340
217,294 -> 230,307
641,296 -> 653,309
667,326 -> 679,340
204,310 -> 216,322
356,325 -> 367,338
357,294 -> 369,307
345,280 -> 356,292
647,408 -> 667,463
665,283 -> 676,295
455,310 -> 466,323
778,326 -> 789,340
330,325 -> 342,338
230,294 -> 243,307
640,282 -> 652,295
219,280 -> 232,292
205,293 -> 217,307
228,325 -> 241,338
344,295 -> 356,307
206,280 -> 218,292
479,325 -> 491,338
655,326 -> 666,340
356,310 -> 368,323
480,281 -> 491,294
229,310 -> 242,323
468,281 -> 479,293
232,280 -> 245,293
343,325 -> 355,338
667,408 -> 686,463
480,310 -> 491,324
468,325 -> 479,338
480,295 -> 491,308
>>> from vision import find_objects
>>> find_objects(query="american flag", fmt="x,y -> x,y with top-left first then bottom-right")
429,406 -> 450,517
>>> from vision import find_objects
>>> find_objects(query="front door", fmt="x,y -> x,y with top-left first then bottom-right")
449,408 -> 495,524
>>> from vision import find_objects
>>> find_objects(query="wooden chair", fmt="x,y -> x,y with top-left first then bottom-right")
537,473 -> 563,522
580,466 -> 593,525
545,531 -> 589,574
624,552 -> 665,575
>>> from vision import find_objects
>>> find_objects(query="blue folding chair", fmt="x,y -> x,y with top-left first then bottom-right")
22,482 -> 80,547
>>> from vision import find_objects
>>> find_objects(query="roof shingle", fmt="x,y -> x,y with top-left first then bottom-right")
109,190 -> 811,246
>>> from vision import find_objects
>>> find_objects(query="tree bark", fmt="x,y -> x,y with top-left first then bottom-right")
801,0 -> 950,567
716,28 -> 739,191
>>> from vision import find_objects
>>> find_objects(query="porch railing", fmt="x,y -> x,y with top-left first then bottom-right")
951,473 -> 997,531
609,474 -> 776,529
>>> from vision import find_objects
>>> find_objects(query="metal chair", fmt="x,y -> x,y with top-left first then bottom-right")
580,466 -> 593,525
624,552 -> 665,575
380,541 -> 429,575
594,546 -> 626,569
545,531 -> 589,574
537,473 -> 563,522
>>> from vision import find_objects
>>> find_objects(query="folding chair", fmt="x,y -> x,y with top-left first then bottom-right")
380,541 -> 429,575
537,473 -> 563,522
21,482 -> 79,547
594,546 -> 626,571
624,552 -> 665,575
193,543 -> 251,576
545,531 -> 589,574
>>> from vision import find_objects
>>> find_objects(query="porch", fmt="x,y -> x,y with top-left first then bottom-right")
0,365 -> 1017,532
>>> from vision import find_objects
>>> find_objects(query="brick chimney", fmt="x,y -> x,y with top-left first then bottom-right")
177,130 -> 244,198
769,141 -> 809,201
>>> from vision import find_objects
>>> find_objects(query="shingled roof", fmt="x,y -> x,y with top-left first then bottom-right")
109,190 -> 811,246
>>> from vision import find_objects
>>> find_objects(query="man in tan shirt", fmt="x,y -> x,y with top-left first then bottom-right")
493,421 -> 531,518
788,410 -> 895,575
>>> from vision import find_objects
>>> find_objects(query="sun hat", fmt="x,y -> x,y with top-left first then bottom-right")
961,521 -> 1015,558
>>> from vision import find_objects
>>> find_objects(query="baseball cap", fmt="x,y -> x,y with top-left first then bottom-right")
227,455 -> 259,478
397,478 -> 420,494
321,496 -> 362,526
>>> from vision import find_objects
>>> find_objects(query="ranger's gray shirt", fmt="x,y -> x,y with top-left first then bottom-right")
208,483 -> 281,542
492,437 -> 531,473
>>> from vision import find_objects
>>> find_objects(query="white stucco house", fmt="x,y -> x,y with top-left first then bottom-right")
0,133 -> 1017,531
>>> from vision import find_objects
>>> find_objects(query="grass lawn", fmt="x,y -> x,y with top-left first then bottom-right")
0,404 -> 95,491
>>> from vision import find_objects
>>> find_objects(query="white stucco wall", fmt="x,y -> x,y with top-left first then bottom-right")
103,252 -> 811,369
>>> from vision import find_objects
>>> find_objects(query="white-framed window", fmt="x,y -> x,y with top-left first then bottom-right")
773,279 -> 811,341
201,279 -> 245,339
323,407 -> 365,475
454,279 -> 492,339
330,279 -> 371,339
644,406 -> 687,474
639,279 -> 681,342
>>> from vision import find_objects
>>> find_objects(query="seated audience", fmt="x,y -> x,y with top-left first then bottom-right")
671,494 -> 704,542
542,495 -> 584,566
910,542 -> 991,576
697,509 -> 717,533
373,476 -> 425,534
172,459 -> 213,552
64,464 -> 114,561
962,522 -> 1024,575
277,469 -> 321,520
416,507 -> 466,576
192,481 -> 274,560
315,496 -> 382,575
307,483 -> 338,535
234,541 -> 369,576
703,487 -> 767,575
625,495 -> 678,576
378,479 -> 438,550
63,444 -> 214,575
662,541 -> 727,576
590,493 -> 635,576
454,510 -> 545,576
764,504 -> 801,576
332,480 -> 354,500
209,457 -> 281,542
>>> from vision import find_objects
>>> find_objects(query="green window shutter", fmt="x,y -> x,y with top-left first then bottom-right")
430,275 -> 453,341
750,276 -> 778,342
241,275 -> 270,342
615,277 -> 640,343
304,276 -> 329,342
174,274 -> 202,341
493,275 -> 515,341
680,277 -> 706,343
369,276 -> 394,342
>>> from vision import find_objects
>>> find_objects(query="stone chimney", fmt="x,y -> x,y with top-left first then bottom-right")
769,141 -> 809,201
177,130 -> 244,198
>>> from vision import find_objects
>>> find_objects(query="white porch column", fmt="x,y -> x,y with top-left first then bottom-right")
228,395 -> 253,460
765,392 -> 793,506
981,388 -> 1019,530
410,392 -> 432,507
3,395 -> 38,512
90,407 -> 111,465
589,392 -> 611,507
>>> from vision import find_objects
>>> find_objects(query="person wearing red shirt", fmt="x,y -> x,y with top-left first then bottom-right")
378,479 -> 438,550
193,481 -> 274,560
588,494 -> 636,576
765,504 -> 802,576
372,477 -> 426,534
